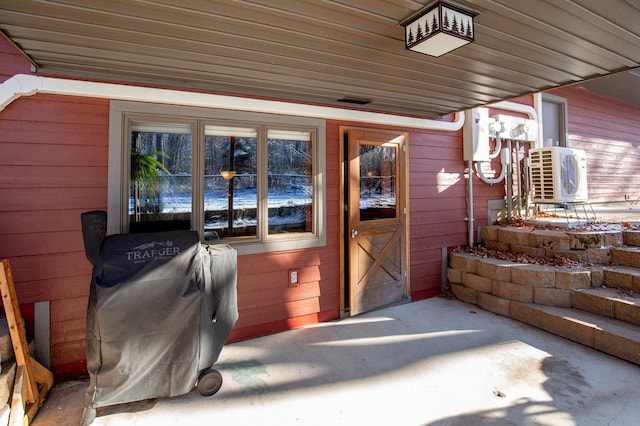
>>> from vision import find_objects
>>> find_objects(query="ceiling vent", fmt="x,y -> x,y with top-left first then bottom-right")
337,97 -> 371,105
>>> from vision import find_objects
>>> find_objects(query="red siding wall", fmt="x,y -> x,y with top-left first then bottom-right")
0,35 -> 32,80
409,129 -> 467,298
1,37 -> 506,378
407,125 -> 503,299
547,86 -> 640,203
0,93 -> 110,377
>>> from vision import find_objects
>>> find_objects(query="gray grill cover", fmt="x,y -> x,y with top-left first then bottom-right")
84,230 -> 238,408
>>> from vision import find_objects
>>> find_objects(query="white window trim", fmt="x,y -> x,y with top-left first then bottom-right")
109,100 -> 326,255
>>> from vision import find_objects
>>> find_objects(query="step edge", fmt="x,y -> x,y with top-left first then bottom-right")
512,302 -> 640,339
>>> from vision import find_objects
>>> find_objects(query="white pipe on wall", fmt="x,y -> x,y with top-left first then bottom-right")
474,137 -> 508,186
491,100 -> 538,121
470,101 -> 538,187
490,99 -> 540,220
0,73 -> 466,131
466,99 -> 540,245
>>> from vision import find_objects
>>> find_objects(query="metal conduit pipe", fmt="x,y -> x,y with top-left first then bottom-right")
505,139 -> 513,221
515,140 -> 523,216
465,160 -> 474,247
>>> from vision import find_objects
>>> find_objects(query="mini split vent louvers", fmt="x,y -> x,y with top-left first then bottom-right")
529,147 -> 588,203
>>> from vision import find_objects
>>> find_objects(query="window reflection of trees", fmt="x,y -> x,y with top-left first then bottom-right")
359,145 -> 396,198
359,144 -> 397,221
129,130 -> 192,231
204,136 -> 258,238
267,138 -> 313,234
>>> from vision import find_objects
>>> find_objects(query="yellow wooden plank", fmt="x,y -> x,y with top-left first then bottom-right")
9,365 -> 27,426
0,260 -> 38,404
25,357 -> 54,423
31,358 -> 54,391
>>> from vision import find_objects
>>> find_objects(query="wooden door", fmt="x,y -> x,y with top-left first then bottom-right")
347,129 -> 408,315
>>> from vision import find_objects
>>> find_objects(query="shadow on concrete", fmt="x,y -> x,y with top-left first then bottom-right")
32,298 -> 640,425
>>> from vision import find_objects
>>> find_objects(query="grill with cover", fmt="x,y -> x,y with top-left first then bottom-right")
80,211 -> 238,425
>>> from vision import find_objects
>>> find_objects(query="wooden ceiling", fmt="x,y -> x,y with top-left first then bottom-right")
1,0 -> 639,117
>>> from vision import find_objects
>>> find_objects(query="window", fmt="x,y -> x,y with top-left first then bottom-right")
359,143 -> 396,221
267,129 -> 313,235
109,102 -> 326,254
203,125 -> 258,240
541,94 -> 568,147
129,122 -> 193,233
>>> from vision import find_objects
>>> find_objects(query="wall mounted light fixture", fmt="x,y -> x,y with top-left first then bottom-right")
401,1 -> 476,57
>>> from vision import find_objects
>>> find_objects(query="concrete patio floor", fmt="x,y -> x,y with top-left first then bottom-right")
32,297 -> 640,426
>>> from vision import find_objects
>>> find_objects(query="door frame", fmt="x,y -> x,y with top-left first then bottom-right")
339,126 -> 410,316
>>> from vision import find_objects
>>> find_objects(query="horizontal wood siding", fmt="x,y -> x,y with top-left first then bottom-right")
0,93 -> 110,377
0,36 -> 32,80
547,86 -> 640,203
407,125 -> 503,298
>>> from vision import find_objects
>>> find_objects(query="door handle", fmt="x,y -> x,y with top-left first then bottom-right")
351,229 -> 358,238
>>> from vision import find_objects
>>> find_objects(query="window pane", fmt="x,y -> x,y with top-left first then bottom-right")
267,130 -> 313,234
129,123 -> 192,232
542,100 -> 561,147
359,144 -> 396,221
204,126 -> 258,241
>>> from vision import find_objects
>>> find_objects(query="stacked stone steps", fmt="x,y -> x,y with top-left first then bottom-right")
604,230 -> 640,292
448,225 -> 640,366
509,302 -> 640,365
573,287 -> 640,326
481,225 -> 625,265
610,246 -> 640,268
602,265 -> 640,292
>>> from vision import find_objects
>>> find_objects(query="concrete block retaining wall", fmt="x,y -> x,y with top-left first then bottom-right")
480,225 -> 622,265
448,226 -> 640,366
448,252 -> 602,309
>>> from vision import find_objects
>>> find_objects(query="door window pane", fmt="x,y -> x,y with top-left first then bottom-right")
359,144 -> 396,221
204,126 -> 258,240
129,123 -> 192,232
267,129 -> 313,234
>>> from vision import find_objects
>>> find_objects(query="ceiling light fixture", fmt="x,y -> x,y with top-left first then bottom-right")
401,1 -> 476,57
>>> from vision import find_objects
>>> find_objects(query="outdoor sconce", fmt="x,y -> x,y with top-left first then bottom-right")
220,170 -> 236,180
401,1 -> 476,57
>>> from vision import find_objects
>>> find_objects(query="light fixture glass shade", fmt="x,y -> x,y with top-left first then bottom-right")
220,170 -> 236,180
401,1 -> 476,57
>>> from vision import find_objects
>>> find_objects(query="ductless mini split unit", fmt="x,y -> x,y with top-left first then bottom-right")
529,147 -> 588,203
